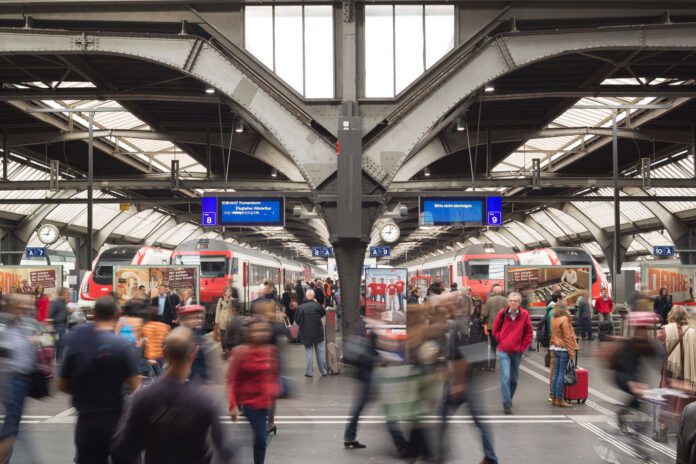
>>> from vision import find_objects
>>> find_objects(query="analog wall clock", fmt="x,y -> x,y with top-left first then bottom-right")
380,223 -> 401,243
37,224 -> 60,245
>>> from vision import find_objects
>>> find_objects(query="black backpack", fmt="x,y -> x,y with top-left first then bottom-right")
536,308 -> 552,348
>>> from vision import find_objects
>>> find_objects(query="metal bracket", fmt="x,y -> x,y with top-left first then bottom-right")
641,157 -> 652,188
49,160 -> 59,191
343,0 -> 355,23
531,158 -> 541,189
71,33 -> 98,50
171,159 -> 180,190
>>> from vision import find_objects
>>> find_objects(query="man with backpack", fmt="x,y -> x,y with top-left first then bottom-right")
491,292 -> 533,415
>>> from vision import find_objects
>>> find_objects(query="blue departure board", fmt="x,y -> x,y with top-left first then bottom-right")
201,197 -> 285,227
419,196 -> 503,226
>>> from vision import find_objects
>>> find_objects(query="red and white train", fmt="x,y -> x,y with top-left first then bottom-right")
78,239 -> 327,310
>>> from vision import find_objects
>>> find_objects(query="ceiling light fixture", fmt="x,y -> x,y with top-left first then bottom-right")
424,167 -> 431,177
456,118 -> 465,132
484,82 -> 495,93
234,118 -> 244,133
271,168 -> 278,178
205,87 -> 215,94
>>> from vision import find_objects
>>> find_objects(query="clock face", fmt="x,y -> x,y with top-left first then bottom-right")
38,224 -> 59,245
380,223 -> 400,243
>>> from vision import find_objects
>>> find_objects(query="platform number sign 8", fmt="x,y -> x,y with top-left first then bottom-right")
202,212 -> 216,226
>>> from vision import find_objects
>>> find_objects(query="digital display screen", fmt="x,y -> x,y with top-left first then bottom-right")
419,197 -> 484,226
201,197 -> 285,227
219,198 -> 284,226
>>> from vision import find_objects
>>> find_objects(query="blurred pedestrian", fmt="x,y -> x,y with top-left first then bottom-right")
658,306 -> 696,390
215,287 -> 235,352
654,288 -> 673,325
49,287 -> 70,362
227,319 -> 279,464
491,292 -> 533,414
0,294 -> 36,464
343,332 -> 378,450
178,305 -> 209,382
141,306 -> 171,376
294,279 -> 305,304
481,286 -> 507,371
313,280 -> 326,307
439,296 -> 498,464
59,297 -> 140,464
34,286 -> 49,323
112,327 -> 235,464
296,289 -> 327,377
281,283 -> 298,325
576,290 -> 593,341
408,287 -> 421,305
549,302 -> 578,408
545,284 -> 562,305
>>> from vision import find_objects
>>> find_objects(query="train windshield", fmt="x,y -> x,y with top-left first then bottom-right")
93,261 -> 119,285
174,255 -> 230,278
466,259 -> 516,280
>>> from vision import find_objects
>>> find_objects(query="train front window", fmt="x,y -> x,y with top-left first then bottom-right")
93,263 -> 115,285
466,259 -> 516,280
174,255 -> 230,278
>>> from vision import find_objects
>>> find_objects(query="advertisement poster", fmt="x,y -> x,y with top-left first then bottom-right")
641,264 -> 696,306
114,266 -> 199,303
505,265 -> 592,308
0,265 -> 62,296
365,268 -> 408,325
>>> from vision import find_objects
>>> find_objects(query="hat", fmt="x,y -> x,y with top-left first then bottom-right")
178,305 -> 204,317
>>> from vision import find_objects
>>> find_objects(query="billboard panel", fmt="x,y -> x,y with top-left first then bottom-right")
365,267 -> 408,326
641,264 -> 696,306
0,265 -> 63,297
505,265 -> 592,309
114,265 -> 199,303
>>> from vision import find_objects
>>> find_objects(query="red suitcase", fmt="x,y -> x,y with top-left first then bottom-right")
564,364 -> 589,404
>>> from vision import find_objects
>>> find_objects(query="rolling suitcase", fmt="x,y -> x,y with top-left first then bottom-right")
564,353 -> 588,404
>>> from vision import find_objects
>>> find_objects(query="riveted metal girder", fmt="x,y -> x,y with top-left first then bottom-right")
0,28 -> 336,190
365,22 -> 696,189
524,215 -> 560,247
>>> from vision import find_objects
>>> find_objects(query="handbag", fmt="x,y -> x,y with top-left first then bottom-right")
343,335 -> 376,369
564,357 -> 578,386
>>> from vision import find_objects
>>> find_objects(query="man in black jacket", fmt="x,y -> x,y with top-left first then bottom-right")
296,289 -> 327,377
295,279 -> 306,304
313,280 -> 326,307
151,285 -> 179,327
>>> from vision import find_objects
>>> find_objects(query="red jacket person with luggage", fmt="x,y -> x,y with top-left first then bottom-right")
491,292 -> 533,415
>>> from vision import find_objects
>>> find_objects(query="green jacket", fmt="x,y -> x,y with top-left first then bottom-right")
545,302 -> 554,339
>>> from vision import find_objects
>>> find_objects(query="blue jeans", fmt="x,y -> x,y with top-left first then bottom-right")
552,351 -> 569,400
498,351 -> 521,407
0,374 -> 31,440
243,406 -> 269,464
54,322 -> 67,361
439,381 -> 498,463
305,342 -> 327,376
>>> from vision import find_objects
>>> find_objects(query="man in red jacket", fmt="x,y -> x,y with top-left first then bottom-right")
594,287 -> 614,323
491,292 -> 533,415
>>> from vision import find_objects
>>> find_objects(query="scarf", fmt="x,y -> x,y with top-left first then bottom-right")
664,323 -> 696,389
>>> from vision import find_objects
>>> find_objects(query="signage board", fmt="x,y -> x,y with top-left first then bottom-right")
370,246 -> 391,257
25,247 -> 47,258
640,264 -> 696,306
504,264 -> 592,312
0,265 -> 62,297
311,246 -> 333,258
201,197 -> 284,227
419,196 -> 502,226
653,245 -> 675,257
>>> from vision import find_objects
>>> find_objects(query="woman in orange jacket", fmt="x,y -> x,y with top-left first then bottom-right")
549,302 -> 578,407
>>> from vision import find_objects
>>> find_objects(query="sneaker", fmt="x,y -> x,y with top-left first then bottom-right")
556,400 -> 572,408
344,441 -> 366,449
503,404 -> 512,415
547,396 -> 553,403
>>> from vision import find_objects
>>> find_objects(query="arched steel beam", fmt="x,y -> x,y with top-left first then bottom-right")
366,22 -> 696,188
0,28 -> 335,190
562,202 -> 633,271
624,187 -> 696,264
495,227 -> 527,252
142,216 -> 177,247
524,216 -> 561,247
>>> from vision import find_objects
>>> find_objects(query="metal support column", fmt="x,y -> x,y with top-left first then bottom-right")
87,111 -> 94,267
486,127 -> 491,178
2,129 -> 7,180
206,130 -> 212,179
612,109 -> 620,302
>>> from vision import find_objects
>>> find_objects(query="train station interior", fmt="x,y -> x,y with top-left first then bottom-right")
3,1 -> 696,463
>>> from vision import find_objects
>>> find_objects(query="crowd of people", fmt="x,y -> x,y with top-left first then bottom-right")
1,275 -> 696,463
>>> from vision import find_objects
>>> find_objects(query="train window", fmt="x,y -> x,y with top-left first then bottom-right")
232,258 -> 239,275
93,265 -> 113,285
457,262 -> 464,277
466,259 -> 515,280
200,257 -> 228,278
